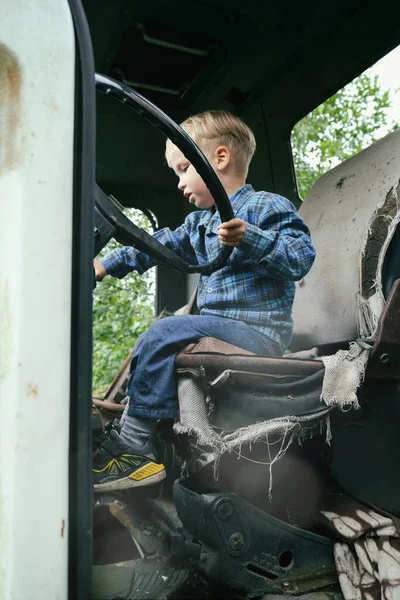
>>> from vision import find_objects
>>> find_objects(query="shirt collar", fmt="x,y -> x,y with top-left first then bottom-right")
229,184 -> 254,212
197,184 -> 254,226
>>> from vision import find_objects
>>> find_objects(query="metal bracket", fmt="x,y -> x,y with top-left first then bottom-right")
367,279 -> 400,378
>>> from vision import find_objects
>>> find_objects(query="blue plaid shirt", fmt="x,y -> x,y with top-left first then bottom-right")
101,184 -> 315,351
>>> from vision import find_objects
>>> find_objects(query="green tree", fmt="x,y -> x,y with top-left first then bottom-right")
92,209 -> 156,393
292,72 -> 398,198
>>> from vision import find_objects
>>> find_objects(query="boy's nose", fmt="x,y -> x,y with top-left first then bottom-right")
178,179 -> 186,192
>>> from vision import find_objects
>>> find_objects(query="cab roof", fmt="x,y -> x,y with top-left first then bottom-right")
83,0 -> 400,215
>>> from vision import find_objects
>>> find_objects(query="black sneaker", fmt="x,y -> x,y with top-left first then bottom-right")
92,419 -> 121,454
92,429 -> 166,492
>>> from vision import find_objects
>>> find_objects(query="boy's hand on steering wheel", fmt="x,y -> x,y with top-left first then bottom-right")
93,258 -> 107,281
217,218 -> 246,247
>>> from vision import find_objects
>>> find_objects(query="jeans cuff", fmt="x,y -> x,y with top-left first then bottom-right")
127,405 -> 179,420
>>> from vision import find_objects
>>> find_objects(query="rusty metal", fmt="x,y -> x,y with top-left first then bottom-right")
102,349 -> 133,404
92,397 -> 125,412
94,494 -> 170,559
367,279 -> 400,378
91,347 -> 133,422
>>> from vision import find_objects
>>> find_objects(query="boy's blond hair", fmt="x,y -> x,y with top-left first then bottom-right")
165,110 -> 256,177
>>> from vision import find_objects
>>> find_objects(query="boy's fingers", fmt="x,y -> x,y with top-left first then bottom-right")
218,226 -> 244,236
218,218 -> 245,247
218,233 -> 244,243
218,218 -> 243,229
218,227 -> 238,234
218,231 -> 242,239
218,226 -> 243,236
219,239 -> 240,247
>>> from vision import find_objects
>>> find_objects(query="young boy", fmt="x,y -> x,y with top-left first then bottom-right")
92,110 -> 315,492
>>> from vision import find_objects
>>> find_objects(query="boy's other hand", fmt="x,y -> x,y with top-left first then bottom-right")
217,218 -> 246,247
93,258 -> 107,281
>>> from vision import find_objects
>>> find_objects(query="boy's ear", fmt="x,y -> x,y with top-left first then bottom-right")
213,145 -> 231,171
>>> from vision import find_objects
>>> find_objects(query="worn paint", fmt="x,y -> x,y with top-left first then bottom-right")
27,384 -> 39,397
361,181 -> 400,299
0,280 -> 11,600
357,179 -> 400,337
0,47 -> 20,377
0,44 -> 22,174
0,3 -> 75,598
0,280 -> 11,382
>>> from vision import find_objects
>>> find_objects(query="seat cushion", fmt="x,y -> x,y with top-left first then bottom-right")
176,337 -> 323,378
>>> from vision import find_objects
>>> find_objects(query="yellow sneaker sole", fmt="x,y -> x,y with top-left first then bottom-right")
94,462 -> 166,492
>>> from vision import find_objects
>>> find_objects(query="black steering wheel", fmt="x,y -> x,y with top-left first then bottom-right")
94,73 -> 234,275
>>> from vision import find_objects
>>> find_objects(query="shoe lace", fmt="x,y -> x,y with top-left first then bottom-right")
93,419 -> 122,458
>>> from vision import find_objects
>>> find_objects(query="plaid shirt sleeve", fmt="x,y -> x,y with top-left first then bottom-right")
238,194 -> 315,281
101,217 -> 197,278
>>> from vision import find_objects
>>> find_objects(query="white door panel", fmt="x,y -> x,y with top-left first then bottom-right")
0,2 -> 75,599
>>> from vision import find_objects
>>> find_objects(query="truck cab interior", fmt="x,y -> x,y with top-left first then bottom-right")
85,0 -> 400,313
1,1 -> 399,600
82,2 -> 400,598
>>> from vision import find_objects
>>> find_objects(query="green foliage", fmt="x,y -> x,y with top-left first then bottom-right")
292,73 -> 398,198
92,209 -> 156,393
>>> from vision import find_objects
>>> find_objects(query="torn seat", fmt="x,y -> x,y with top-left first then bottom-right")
170,134 -> 400,600
175,337 -> 325,429
174,128 -> 400,461
175,129 -> 400,407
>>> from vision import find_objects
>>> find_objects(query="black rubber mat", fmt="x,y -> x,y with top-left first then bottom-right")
108,559 -> 236,600
126,566 -> 192,599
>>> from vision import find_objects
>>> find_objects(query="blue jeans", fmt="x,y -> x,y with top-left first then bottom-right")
126,315 -> 281,420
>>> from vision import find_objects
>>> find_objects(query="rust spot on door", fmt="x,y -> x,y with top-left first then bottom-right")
27,384 -> 38,397
0,44 -> 22,173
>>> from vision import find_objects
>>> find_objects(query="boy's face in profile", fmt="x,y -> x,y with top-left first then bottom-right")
169,145 -> 216,210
